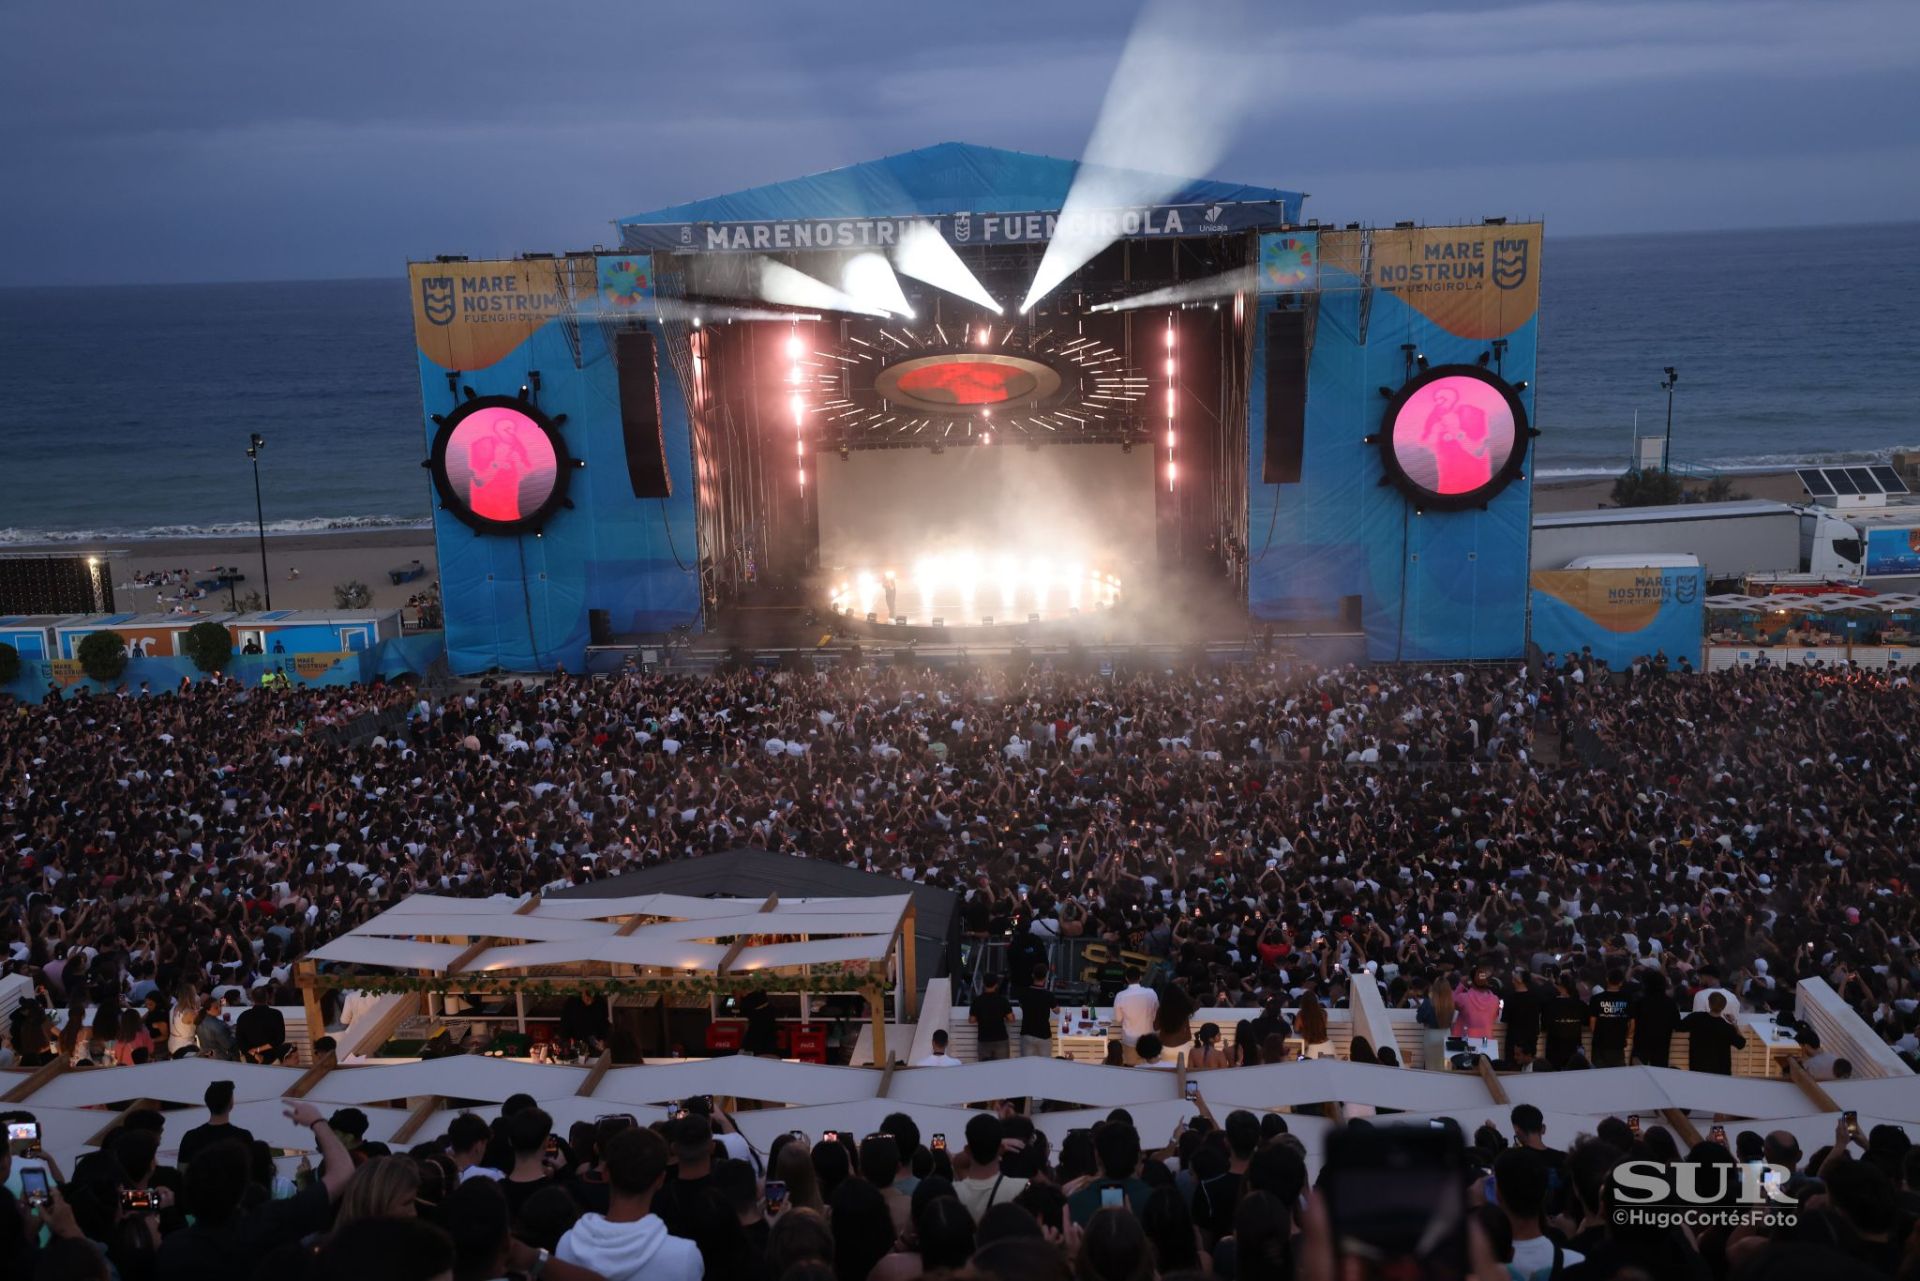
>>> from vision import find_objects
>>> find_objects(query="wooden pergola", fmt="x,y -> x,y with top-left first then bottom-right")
293,890 -> 917,1062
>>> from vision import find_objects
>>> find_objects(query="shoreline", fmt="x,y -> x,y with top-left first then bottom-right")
0,470 -> 1815,613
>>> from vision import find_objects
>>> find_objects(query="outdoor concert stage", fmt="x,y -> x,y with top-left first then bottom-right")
409,144 -> 1542,674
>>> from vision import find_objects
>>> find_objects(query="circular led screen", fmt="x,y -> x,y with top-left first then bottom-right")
875,352 -> 1064,412
1379,365 -> 1529,508
427,396 -> 572,534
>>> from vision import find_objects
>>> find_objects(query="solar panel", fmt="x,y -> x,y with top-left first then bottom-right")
1827,468 -> 1862,495
1871,465 -> 1910,495
1798,468 -> 1836,496
1843,466 -> 1881,493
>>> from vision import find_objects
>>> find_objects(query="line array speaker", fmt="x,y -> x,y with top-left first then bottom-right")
616,330 -> 671,498
1263,309 -> 1307,485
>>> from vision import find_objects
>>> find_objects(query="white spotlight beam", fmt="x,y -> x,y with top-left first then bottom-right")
756,258 -> 889,317
894,222 -> 1002,314
842,252 -> 915,318
1019,0 -> 1260,314
1087,266 -> 1259,313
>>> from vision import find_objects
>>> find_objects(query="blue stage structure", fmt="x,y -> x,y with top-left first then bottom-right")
409,144 -> 1538,673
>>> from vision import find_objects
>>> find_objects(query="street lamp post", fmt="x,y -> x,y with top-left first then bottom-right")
248,433 -> 272,610
1660,366 -> 1679,473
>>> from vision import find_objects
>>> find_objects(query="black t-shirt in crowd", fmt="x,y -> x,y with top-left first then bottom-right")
499,1173 -> 557,1224
235,1004 -> 287,1060
1682,1011 -> 1748,1075
1501,986 -> 1543,1049
972,991 -> 1013,1043
1631,994 -> 1681,1066
1018,986 -> 1057,1040
175,1120 -> 257,1169
740,989 -> 778,1055
155,1181 -> 331,1281
1589,990 -> 1633,1060
1512,1144 -> 1572,1218
652,1170 -> 713,1238
565,1171 -> 611,1215
1542,995 -> 1588,1063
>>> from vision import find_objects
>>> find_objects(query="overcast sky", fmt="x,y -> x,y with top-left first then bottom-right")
3,0 -> 1916,286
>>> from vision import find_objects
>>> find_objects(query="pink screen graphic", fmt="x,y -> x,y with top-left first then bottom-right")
1390,375 -> 1517,497
443,406 -> 558,524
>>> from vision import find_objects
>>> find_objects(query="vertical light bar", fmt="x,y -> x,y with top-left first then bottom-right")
789,322 -> 807,490
1164,314 -> 1176,492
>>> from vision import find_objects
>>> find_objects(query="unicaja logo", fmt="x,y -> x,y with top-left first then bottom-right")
1608,1161 -> 1798,1229
421,276 -> 456,326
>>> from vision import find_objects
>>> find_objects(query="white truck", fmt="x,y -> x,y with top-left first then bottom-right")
1531,500 -> 1856,585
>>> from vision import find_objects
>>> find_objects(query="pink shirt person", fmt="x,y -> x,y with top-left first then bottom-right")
1452,983 -> 1501,1038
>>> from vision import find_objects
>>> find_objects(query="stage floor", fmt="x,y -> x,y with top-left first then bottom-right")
825,561 -> 1122,632
585,564 -> 1366,672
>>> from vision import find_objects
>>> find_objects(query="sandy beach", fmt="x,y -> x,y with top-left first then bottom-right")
1,469 -> 1812,617
1532,468 -> 1806,513
4,528 -> 440,614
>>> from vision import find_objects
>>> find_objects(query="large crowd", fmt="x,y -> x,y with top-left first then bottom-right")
6,1080 -> 1920,1279
5,654 -> 1920,1276
3,654 -> 1918,1069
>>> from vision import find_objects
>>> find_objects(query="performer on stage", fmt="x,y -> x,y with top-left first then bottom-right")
467,419 -> 534,522
1420,384 -> 1493,494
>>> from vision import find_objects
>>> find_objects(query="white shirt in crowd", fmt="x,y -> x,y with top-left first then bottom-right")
916,1051 -> 963,1067
558,1211 -> 703,1281
1114,983 -> 1160,1047
1511,1234 -> 1583,1279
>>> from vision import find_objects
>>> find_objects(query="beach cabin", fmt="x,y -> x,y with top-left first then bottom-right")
0,615 -> 85,660
53,611 -> 232,659
226,609 -> 404,656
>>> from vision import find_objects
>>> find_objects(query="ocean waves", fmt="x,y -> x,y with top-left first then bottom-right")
0,514 -> 432,546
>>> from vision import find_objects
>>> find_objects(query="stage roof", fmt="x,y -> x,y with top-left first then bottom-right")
617,141 -> 1304,229
551,848 -> 958,991
303,887 -> 913,977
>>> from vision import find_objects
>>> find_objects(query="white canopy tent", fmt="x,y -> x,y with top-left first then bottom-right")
294,889 -> 920,1063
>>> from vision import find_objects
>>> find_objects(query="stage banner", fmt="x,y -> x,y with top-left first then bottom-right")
1317,225 -> 1541,341
290,652 -> 355,682
1530,566 -> 1704,668
1866,526 -> 1920,575
622,202 -> 1295,253
410,258 -> 595,372
1258,232 -> 1317,293
0,651 -> 391,700
596,254 -> 655,312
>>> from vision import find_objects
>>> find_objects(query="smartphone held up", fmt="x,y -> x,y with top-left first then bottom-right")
1322,1125 -> 1471,1281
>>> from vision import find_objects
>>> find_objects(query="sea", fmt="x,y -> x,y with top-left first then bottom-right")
2,222 -> 1916,544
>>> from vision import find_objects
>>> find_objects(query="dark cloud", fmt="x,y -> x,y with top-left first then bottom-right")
1,0 -> 1914,284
